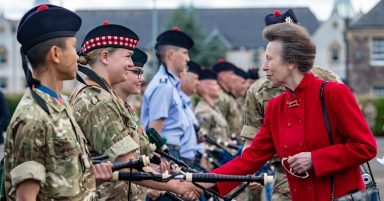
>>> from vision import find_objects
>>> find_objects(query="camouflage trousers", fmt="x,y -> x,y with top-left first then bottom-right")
271,165 -> 291,201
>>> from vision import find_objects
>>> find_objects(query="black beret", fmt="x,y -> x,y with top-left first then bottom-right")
81,21 -> 139,54
234,67 -> 249,79
132,48 -> 148,67
247,68 -> 259,80
187,60 -> 201,75
199,69 -> 217,80
265,9 -> 299,26
212,58 -> 236,73
156,27 -> 194,50
17,4 -> 81,52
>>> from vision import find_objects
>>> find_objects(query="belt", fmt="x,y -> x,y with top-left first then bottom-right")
167,144 -> 181,151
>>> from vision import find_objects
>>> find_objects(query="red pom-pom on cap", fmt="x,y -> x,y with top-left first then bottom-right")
172,26 -> 180,31
217,58 -> 225,63
274,10 -> 281,17
102,21 -> 110,25
36,5 -> 49,12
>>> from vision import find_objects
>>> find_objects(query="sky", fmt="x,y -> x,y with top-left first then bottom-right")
0,0 -> 381,21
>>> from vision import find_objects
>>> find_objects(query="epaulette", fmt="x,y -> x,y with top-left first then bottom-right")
159,78 -> 168,84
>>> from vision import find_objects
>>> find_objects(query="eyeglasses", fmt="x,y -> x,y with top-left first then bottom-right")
126,68 -> 144,79
281,157 -> 309,179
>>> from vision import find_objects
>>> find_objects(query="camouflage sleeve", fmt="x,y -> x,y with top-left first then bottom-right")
226,96 -> 243,136
85,100 -> 139,161
240,85 -> 263,140
9,119 -> 47,187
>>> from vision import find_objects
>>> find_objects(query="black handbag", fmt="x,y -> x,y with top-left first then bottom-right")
320,81 -> 381,201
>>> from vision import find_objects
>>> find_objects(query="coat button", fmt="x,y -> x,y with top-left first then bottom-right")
308,186 -> 312,191
299,119 -> 302,124
299,142 -> 303,147
283,145 -> 288,149
288,122 -> 291,127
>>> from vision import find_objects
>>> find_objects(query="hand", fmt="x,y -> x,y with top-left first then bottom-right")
160,158 -> 176,173
248,182 -> 263,190
93,161 -> 113,181
181,191 -> 198,201
287,152 -> 313,174
147,189 -> 161,200
173,180 -> 204,196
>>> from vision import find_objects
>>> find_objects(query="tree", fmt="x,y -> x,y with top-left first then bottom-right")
167,6 -> 228,67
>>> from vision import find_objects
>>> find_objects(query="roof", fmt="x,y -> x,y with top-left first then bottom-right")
349,0 -> 384,29
75,7 -> 320,50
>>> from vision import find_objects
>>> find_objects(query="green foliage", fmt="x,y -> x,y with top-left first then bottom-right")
5,94 -> 22,117
359,96 -> 384,136
198,37 -> 228,68
167,6 -> 228,67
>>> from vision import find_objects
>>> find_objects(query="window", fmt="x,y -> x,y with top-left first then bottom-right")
0,78 -> 7,90
371,86 -> 384,96
370,37 -> 384,66
0,45 -> 7,65
329,43 -> 340,64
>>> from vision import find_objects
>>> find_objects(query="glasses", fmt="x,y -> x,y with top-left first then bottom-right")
127,68 -> 144,79
281,157 -> 309,179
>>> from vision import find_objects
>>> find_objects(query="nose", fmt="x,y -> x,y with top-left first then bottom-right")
262,61 -> 268,72
127,57 -> 134,68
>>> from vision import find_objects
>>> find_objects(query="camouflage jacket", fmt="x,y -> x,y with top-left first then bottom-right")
4,88 -> 96,201
195,99 -> 229,141
69,77 -> 141,201
214,91 -> 243,137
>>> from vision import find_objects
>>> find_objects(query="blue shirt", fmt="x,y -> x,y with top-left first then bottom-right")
141,65 -> 197,159
179,91 -> 198,159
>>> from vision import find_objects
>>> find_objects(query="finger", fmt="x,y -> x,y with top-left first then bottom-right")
287,155 -> 298,164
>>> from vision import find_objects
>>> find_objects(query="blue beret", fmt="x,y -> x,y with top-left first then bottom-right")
212,59 -> 236,73
81,21 -> 139,54
187,60 -> 201,75
199,69 -> 217,80
17,4 -> 81,52
265,9 -> 299,26
156,27 -> 194,50
132,48 -> 148,67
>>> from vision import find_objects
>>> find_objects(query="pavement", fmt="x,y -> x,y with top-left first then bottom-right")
0,134 -> 383,199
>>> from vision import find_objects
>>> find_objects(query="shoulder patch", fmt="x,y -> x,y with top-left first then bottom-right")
159,78 -> 168,84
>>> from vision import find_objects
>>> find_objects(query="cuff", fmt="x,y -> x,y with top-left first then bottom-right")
240,125 -> 259,140
10,161 -> 46,187
104,135 -> 140,161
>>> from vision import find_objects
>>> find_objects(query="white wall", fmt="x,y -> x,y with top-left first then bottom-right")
312,12 -> 347,79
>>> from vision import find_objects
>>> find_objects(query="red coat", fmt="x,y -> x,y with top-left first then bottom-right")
211,73 -> 377,201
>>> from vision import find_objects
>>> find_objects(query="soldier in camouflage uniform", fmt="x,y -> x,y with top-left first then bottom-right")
195,69 -> 230,142
4,5 -> 112,201
241,68 -> 343,201
69,23 -> 143,201
112,48 -> 198,200
212,60 -> 243,138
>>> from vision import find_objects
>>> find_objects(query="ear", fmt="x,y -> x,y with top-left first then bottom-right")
100,50 -> 109,65
48,46 -> 61,64
167,48 -> 174,60
288,63 -> 296,71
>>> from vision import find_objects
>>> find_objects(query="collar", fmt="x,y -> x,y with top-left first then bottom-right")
33,87 -> 65,112
159,64 -> 181,89
285,72 -> 315,97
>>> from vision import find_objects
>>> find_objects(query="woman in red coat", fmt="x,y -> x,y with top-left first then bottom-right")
205,23 -> 377,201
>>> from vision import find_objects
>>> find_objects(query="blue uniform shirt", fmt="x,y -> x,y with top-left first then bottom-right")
179,91 -> 198,159
141,65 -> 197,159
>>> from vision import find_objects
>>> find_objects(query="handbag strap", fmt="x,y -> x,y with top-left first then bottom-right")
320,81 -> 377,201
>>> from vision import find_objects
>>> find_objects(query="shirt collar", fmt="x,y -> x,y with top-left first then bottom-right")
159,64 -> 181,89
33,87 -> 65,112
